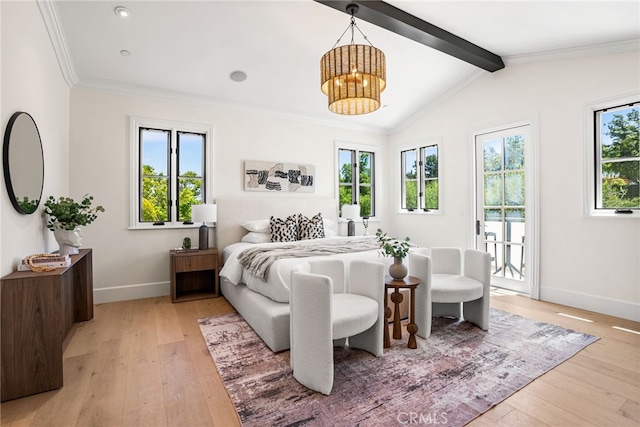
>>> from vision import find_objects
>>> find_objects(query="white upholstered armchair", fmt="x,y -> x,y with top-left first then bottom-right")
410,248 -> 491,339
290,259 -> 384,395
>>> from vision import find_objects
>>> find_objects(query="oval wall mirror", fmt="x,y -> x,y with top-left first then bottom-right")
3,112 -> 45,214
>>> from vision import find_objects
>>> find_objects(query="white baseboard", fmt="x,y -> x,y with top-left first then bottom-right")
540,286 -> 640,322
93,281 -> 639,323
94,281 -> 169,304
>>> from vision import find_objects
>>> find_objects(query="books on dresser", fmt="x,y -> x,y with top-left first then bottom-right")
18,254 -> 71,271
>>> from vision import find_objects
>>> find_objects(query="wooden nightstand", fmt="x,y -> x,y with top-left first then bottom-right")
170,248 -> 219,303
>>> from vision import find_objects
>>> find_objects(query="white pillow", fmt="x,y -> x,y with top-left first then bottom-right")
243,217 -> 333,233
242,219 -> 270,233
324,228 -> 337,238
241,231 -> 271,244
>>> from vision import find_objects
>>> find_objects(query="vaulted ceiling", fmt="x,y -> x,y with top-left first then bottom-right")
50,1 -> 640,131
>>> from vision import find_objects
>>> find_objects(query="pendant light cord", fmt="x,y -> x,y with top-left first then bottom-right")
330,12 -> 376,49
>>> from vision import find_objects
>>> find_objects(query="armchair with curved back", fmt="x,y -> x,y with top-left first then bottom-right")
410,248 -> 491,339
290,259 -> 385,395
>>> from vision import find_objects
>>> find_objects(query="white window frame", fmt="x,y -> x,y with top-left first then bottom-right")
584,92 -> 640,218
398,139 -> 441,214
130,116 -> 214,229
335,141 -> 379,219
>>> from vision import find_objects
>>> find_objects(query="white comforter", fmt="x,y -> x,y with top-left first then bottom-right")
220,236 -> 387,303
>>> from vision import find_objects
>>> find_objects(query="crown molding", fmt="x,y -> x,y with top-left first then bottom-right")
504,39 -> 640,66
34,0 -> 636,136
73,78 -> 390,136
37,0 -> 78,88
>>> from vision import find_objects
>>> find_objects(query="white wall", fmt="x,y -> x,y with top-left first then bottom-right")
388,51 -> 640,321
1,1 -> 70,277
4,2 -> 637,321
68,88 -> 387,302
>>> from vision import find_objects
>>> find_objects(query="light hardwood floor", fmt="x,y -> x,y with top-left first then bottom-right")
1,293 -> 638,426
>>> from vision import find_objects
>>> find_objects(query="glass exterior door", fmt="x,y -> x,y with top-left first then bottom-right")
475,125 -> 530,294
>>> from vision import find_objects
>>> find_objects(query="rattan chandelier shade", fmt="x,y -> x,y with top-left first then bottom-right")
320,2 -> 387,116
321,44 -> 386,115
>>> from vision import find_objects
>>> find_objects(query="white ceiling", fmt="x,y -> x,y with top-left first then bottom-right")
52,1 -> 640,132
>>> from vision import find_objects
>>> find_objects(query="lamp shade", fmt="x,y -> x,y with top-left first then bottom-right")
321,44 -> 386,115
340,204 -> 360,220
191,204 -> 217,223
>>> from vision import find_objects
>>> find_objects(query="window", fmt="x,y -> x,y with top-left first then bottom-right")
337,144 -> 376,217
594,102 -> 639,212
401,143 -> 439,211
131,117 -> 213,228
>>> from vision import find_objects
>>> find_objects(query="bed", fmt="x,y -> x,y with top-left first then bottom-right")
216,196 -> 388,352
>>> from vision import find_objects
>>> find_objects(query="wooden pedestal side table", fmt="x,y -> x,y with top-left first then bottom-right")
384,275 -> 421,349
170,248 -> 219,303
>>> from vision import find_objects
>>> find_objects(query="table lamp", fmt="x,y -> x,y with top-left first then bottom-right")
191,204 -> 217,249
341,204 -> 360,236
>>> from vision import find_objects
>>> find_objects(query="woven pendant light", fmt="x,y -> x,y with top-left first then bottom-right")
320,4 -> 386,115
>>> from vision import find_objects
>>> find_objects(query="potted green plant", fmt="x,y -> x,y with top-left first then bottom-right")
376,228 -> 411,279
43,195 -> 105,255
182,237 -> 192,250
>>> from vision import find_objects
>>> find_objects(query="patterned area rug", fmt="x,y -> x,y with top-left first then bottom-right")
198,309 -> 598,427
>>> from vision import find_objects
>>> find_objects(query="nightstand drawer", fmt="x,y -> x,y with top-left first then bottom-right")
170,248 -> 219,303
174,254 -> 216,272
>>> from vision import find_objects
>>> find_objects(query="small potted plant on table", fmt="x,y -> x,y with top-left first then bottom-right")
43,195 -> 105,255
376,228 -> 411,279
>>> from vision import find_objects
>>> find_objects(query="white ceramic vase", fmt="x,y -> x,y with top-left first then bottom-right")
53,224 -> 83,255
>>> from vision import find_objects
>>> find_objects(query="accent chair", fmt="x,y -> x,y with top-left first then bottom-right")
290,259 -> 384,395
410,248 -> 491,339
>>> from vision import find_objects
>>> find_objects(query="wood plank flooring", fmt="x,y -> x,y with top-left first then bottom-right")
1,293 -> 638,426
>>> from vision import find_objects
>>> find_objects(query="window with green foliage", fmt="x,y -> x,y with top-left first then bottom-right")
131,118 -> 212,228
595,103 -> 639,211
401,144 -> 439,211
338,146 -> 376,217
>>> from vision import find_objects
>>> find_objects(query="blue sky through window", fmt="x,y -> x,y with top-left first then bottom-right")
178,133 -> 203,176
600,106 -> 639,148
142,129 -> 168,175
142,129 -> 203,175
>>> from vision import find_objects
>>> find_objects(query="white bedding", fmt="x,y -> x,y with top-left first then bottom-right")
220,236 -> 387,303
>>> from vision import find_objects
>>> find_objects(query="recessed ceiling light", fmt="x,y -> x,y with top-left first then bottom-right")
114,6 -> 131,19
120,50 -> 131,57
229,70 -> 247,83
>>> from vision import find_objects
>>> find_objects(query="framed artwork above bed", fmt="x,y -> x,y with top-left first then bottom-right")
244,160 -> 315,193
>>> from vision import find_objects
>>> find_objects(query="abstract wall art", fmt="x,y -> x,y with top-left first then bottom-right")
244,161 -> 315,193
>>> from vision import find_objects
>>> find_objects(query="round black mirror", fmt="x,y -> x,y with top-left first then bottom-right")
3,112 -> 44,214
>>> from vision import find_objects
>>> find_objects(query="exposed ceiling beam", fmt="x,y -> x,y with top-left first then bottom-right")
314,0 -> 505,72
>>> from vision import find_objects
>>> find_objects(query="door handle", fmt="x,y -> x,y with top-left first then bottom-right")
476,220 -> 480,235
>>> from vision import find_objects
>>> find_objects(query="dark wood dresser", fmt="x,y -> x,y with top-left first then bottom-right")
1,249 -> 93,401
